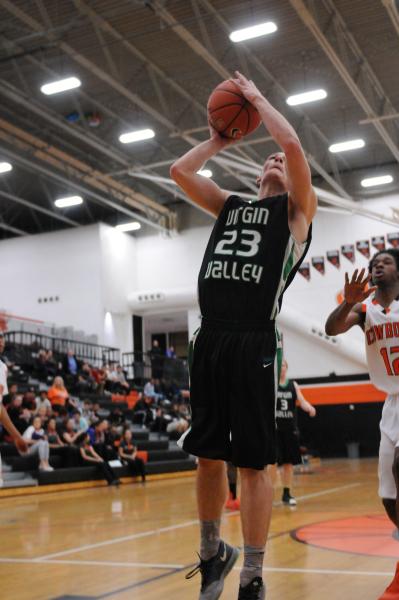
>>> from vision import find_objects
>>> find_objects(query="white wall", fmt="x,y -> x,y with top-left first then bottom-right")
2,192 -> 398,374
0,224 -> 104,339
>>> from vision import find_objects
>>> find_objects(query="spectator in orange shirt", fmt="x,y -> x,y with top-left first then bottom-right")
47,376 -> 69,408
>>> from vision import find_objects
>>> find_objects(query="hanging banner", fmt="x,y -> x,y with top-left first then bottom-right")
387,232 -> 399,248
341,244 -> 355,263
371,235 -> 386,252
327,250 -> 340,269
312,256 -> 325,275
356,240 -> 370,259
298,262 -> 311,281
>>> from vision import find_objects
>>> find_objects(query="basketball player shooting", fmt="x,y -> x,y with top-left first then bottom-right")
0,334 -> 27,487
171,71 -> 317,600
325,251 -> 399,600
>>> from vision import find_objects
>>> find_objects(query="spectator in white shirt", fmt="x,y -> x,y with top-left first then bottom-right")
23,416 -> 53,471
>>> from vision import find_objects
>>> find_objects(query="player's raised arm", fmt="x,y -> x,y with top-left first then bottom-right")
233,71 -> 317,241
170,129 -> 233,217
325,269 -> 377,335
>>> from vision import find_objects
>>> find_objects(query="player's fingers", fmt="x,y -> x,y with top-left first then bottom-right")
351,269 -> 358,283
364,286 -> 378,297
345,272 -> 349,285
358,268 -> 365,282
361,273 -> 371,287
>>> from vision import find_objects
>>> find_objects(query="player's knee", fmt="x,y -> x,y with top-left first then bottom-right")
239,466 -> 267,482
198,457 -> 225,472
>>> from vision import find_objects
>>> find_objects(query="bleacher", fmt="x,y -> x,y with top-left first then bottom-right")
0,332 -> 195,491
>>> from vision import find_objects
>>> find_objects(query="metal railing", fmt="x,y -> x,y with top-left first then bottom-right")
4,331 -> 120,367
122,351 -> 189,387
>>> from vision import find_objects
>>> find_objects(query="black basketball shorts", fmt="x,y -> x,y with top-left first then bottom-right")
179,319 -> 278,470
276,428 -> 302,466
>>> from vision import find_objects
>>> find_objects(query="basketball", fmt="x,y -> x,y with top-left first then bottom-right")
207,79 -> 262,139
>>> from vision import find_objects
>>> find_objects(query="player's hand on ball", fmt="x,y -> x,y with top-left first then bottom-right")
208,122 -> 239,147
15,436 -> 28,454
232,71 -> 263,105
344,269 -> 377,305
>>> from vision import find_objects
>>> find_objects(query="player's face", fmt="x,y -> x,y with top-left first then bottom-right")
371,253 -> 399,285
257,153 -> 288,190
280,361 -> 288,381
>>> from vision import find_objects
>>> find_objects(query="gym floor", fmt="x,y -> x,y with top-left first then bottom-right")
0,459 -> 396,599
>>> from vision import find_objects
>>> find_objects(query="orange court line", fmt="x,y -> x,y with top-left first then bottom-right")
300,383 -> 386,405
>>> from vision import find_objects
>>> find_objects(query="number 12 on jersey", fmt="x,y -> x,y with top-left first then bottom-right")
380,346 -> 399,376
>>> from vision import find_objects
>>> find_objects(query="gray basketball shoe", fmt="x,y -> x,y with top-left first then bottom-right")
186,540 -> 240,599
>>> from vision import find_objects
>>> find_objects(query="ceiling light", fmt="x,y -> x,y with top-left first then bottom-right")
41,77 -> 81,95
329,139 -> 365,153
229,22 -> 277,43
286,89 -> 327,106
0,162 -> 12,174
115,222 -> 141,232
54,195 -> 83,208
119,129 -> 155,144
197,169 -> 213,178
361,175 -> 393,188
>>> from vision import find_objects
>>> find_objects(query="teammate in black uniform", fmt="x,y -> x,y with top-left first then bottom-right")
269,360 -> 316,506
171,71 -> 317,600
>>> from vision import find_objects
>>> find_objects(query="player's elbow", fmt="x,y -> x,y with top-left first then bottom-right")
170,162 -> 182,182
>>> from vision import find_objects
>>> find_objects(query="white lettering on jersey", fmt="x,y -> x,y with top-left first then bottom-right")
204,260 -> 264,285
226,206 -> 269,227
364,297 -> 399,394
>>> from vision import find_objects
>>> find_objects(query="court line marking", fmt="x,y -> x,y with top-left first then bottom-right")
0,557 -> 393,578
33,482 -> 359,561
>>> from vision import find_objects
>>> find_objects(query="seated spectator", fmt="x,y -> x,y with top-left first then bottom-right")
44,350 -> 58,377
48,376 -> 69,408
77,363 -> 96,394
166,402 -> 190,436
62,418 -> 85,445
22,390 -> 37,411
35,390 -> 52,415
36,405 -> 50,429
72,409 -> 89,433
133,395 -> 155,428
8,395 -> 32,435
46,418 -> 64,448
91,366 -> 107,394
22,416 -> 53,471
143,378 -> 162,402
118,429 -> 146,482
36,349 -> 48,380
151,407 -> 168,433
79,433 -> 119,486
105,363 -> 129,395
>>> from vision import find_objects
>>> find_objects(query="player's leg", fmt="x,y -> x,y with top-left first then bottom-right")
197,458 -> 227,557
239,466 -> 273,599
281,463 -> 296,505
226,462 -> 240,510
377,428 -> 399,599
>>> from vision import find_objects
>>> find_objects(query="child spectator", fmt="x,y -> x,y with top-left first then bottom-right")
118,429 -> 146,482
35,390 -> 52,414
46,418 -> 64,448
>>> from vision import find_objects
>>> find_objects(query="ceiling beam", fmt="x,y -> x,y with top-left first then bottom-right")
0,189 -> 78,227
0,218 -> 27,236
150,0 -> 351,199
290,0 -> 399,163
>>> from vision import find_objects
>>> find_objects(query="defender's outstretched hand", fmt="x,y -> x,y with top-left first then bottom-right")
344,269 -> 377,305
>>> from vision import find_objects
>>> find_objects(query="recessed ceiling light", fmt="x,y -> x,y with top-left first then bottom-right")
229,22 -> 277,43
0,162 -> 12,174
286,89 -> 327,106
41,77 -> 81,95
197,169 -> 213,178
361,175 -> 393,188
115,222 -> 141,232
54,195 -> 83,208
329,139 -> 365,153
119,129 -> 155,144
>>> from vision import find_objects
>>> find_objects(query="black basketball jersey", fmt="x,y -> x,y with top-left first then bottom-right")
276,379 -> 298,430
198,194 -> 311,322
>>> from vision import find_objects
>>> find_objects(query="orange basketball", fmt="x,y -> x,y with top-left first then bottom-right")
207,79 -> 262,139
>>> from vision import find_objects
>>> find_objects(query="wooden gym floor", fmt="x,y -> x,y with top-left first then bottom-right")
0,459 -> 397,599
